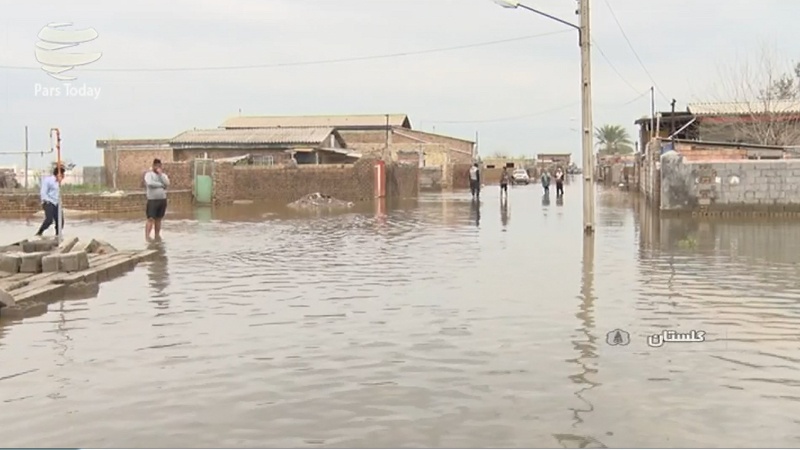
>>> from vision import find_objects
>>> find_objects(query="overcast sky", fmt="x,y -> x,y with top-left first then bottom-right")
1,0 -> 799,168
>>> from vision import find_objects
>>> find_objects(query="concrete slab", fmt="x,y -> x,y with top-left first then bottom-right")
61,251 -> 90,272
22,239 -> 58,253
0,288 -> 15,307
41,254 -> 60,273
0,254 -> 22,274
19,251 -> 50,274
42,251 -> 90,273
58,237 -> 80,254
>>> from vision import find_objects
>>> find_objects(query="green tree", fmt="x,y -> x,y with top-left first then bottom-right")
594,124 -> 634,156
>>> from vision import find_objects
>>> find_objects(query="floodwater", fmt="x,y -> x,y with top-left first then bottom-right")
1,182 -> 799,448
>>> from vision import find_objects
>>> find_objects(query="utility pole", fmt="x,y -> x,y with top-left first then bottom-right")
24,126 -> 29,190
650,86 -> 655,139
579,0 -> 595,234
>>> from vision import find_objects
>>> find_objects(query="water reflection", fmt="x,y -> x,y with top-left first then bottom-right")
542,192 -> 551,207
194,206 -> 213,223
567,234 -> 599,427
500,197 -> 509,229
146,241 -> 170,307
470,198 -> 481,227
556,196 -> 564,207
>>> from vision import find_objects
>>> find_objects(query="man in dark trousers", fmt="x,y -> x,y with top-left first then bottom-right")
555,167 -> 565,197
469,163 -> 481,199
35,165 -> 66,238
499,167 -> 510,199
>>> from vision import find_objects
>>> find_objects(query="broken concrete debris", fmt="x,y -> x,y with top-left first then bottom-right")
288,192 -> 355,209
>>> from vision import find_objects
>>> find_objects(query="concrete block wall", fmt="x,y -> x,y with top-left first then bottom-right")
104,148 -> 174,190
660,156 -> 800,214
0,191 -> 193,216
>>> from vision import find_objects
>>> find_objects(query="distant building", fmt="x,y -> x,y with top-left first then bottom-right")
221,114 -> 474,166
536,153 -> 572,167
169,127 -> 360,165
635,100 -> 800,151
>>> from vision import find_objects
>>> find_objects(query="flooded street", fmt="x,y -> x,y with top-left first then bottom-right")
1,184 -> 799,448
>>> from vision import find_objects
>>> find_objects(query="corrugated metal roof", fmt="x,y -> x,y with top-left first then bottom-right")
170,128 -> 336,145
221,114 -> 410,129
688,101 -> 800,116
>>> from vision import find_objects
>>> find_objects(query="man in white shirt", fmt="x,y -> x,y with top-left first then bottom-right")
469,163 -> 481,199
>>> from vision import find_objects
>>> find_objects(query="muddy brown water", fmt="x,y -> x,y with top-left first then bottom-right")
1,185 -> 799,448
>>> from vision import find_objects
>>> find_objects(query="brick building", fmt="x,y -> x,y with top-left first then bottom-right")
97,138 -> 173,190
169,127 -> 359,165
220,113 -> 474,166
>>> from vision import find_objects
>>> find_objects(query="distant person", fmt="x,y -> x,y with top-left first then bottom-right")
469,163 -> 481,199
144,158 -> 171,241
500,167 -> 510,198
35,165 -> 66,238
541,170 -> 551,194
555,168 -> 565,197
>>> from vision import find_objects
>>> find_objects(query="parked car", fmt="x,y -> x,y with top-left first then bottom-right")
512,168 -> 530,185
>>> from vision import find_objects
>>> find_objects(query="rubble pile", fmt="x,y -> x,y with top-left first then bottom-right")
288,192 -> 355,209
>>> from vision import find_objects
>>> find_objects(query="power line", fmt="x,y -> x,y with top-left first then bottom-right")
603,0 -> 670,103
592,39 -> 642,95
423,90 -> 652,124
0,30 -> 571,73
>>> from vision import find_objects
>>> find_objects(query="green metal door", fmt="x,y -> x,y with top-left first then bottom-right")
193,158 -> 213,204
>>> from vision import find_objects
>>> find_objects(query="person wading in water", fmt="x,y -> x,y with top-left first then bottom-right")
35,164 -> 65,238
499,167 -> 510,199
469,163 -> 481,200
555,167 -> 565,197
144,158 -> 170,241
541,170 -> 551,195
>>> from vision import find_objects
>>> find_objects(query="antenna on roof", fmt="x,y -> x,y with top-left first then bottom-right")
238,108 -> 242,116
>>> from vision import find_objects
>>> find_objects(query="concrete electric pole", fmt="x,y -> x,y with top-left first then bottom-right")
579,0 -> 595,234
493,0 -> 596,233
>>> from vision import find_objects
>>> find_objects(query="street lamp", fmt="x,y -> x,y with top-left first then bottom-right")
492,0 -> 595,234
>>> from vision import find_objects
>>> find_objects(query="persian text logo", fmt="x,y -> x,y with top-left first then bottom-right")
35,22 -> 102,81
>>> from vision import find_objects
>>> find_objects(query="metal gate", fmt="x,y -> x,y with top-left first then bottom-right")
193,158 -> 214,204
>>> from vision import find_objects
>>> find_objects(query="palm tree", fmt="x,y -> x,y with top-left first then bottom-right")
594,124 -> 634,156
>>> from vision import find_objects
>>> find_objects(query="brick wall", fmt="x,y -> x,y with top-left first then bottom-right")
450,163 -> 473,190
103,148 -> 174,190
338,129 -> 473,165
660,155 -> 800,215
0,190 -> 193,216
675,142 -> 747,162
161,161 -> 193,191
225,159 -> 375,204
386,163 -> 419,199
213,162 -> 235,205
213,159 -> 418,204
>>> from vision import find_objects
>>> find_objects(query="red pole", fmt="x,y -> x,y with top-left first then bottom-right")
374,160 -> 386,198
51,128 -> 62,182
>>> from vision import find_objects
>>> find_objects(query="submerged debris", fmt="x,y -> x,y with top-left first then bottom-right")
288,192 -> 354,209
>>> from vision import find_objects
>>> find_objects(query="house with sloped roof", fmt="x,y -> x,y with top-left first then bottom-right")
634,100 -> 800,149
169,127 -> 360,165
220,113 -> 474,166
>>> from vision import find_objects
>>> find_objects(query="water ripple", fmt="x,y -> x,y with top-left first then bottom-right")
0,188 -> 798,447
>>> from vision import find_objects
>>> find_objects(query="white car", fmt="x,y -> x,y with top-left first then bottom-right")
512,169 -> 530,185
